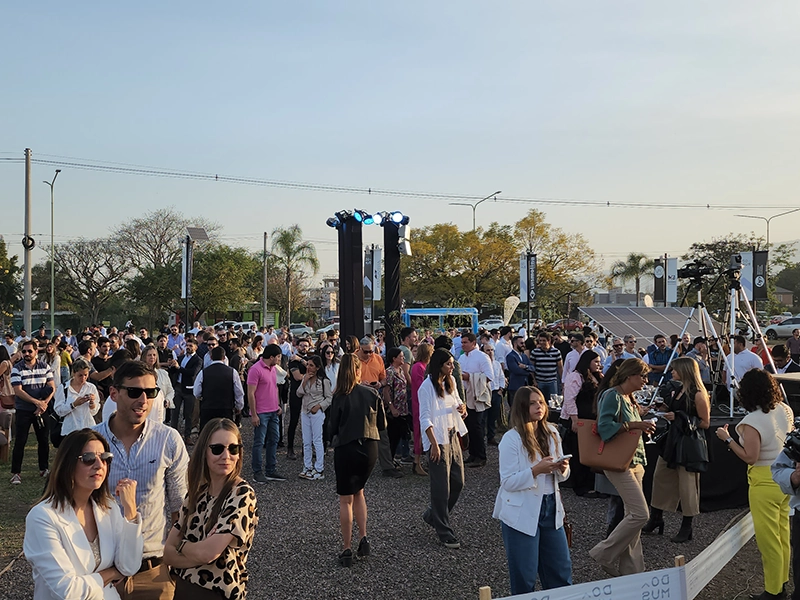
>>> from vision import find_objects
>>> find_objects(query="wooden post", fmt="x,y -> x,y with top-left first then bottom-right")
674,555 -> 685,567
478,586 -> 492,600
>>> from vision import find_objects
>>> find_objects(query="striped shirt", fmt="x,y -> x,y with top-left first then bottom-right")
531,347 -> 562,383
94,419 -> 189,558
10,359 -> 54,411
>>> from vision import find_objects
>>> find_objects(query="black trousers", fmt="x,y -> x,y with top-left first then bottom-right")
287,394 -> 302,451
387,414 -> 411,458
12,409 -> 49,474
465,408 -> 487,461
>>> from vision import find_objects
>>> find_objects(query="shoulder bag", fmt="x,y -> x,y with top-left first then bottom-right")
576,389 -> 642,473
0,361 -> 14,409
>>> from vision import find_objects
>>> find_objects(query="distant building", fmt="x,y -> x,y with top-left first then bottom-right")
592,288 -> 646,307
775,286 -> 794,307
308,277 -> 338,321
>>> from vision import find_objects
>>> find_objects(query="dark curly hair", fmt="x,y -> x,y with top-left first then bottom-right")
738,369 -> 782,414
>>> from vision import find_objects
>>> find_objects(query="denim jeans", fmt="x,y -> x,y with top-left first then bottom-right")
537,380 -> 558,402
252,411 -> 280,476
502,494 -> 572,594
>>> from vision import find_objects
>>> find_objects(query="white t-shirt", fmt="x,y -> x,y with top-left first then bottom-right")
736,403 -> 793,467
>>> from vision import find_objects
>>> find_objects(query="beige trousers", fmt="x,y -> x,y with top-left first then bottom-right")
650,456 -> 700,516
589,464 -> 647,575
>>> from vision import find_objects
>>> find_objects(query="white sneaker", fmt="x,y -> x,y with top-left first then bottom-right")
299,468 -> 313,480
10,474 -> 21,485
311,470 -> 325,480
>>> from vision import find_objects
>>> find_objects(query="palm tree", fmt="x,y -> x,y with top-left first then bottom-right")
270,225 -> 320,326
610,253 -> 654,307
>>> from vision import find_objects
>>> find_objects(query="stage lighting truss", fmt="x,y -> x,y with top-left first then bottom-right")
325,209 -> 409,229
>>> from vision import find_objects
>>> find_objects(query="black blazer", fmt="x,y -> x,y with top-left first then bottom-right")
766,361 -> 800,375
172,354 -> 202,392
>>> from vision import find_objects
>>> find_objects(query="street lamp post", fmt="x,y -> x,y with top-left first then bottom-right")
43,169 -> 61,336
735,208 -> 800,248
449,190 -> 502,231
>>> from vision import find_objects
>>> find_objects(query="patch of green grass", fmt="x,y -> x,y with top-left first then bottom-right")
0,437 -> 52,565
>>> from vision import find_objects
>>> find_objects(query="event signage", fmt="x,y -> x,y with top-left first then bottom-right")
666,258 -> 678,304
363,246 -> 382,302
181,239 -> 193,300
519,253 -> 537,303
739,251 -> 754,300
753,250 -> 768,301
495,567 -> 686,600
685,513 -> 754,598
653,258 -> 665,304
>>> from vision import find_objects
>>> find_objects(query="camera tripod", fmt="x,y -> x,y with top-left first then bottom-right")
652,262 -> 782,416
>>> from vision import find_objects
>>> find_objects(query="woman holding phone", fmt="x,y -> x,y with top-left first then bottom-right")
493,386 -> 572,594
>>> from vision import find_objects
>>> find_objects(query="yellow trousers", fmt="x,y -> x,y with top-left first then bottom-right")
748,465 -> 790,595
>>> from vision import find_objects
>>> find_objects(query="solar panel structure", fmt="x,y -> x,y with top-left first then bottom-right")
580,307 -> 723,341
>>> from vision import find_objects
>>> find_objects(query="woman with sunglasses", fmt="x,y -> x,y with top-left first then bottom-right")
165,418 -> 258,599
24,429 -> 142,600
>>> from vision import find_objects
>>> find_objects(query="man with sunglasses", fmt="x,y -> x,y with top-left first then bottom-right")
10,340 -> 55,484
95,361 -> 189,600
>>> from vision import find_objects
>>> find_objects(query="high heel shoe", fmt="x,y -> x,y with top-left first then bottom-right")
641,516 -> 665,535
412,463 -> 428,476
671,517 -> 693,543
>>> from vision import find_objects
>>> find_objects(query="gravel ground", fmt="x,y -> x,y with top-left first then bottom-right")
1,423 -> 774,600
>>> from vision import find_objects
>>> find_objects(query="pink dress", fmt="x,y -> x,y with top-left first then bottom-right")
411,361 -> 428,456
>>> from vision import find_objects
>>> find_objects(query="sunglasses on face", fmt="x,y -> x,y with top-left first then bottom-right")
613,344 -> 624,348
361,349 -> 374,354
77,451 -> 113,465
116,385 -> 160,399
208,443 -> 242,456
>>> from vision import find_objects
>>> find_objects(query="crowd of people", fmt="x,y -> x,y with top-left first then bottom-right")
4,318 -> 800,598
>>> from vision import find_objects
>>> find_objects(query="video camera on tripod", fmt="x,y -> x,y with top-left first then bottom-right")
677,259 -> 716,281
783,418 -> 800,463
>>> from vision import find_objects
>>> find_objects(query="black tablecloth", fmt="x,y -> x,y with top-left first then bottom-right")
642,416 -> 748,512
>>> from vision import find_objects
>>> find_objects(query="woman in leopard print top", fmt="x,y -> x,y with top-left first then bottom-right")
164,418 -> 258,599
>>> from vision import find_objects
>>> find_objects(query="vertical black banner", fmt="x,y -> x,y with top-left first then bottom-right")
753,250 -> 768,301
653,258 -> 665,304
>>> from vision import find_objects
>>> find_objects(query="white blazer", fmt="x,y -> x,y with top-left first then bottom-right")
24,499 -> 143,600
492,425 -> 569,537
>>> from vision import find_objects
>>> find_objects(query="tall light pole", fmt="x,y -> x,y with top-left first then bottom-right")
43,169 -> 61,336
735,208 -> 800,248
449,190 -> 502,231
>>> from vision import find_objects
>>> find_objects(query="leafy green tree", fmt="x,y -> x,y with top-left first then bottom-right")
190,245 -> 262,322
513,210 -> 605,320
610,253 -> 655,307
680,234 -> 795,313
270,226 -> 319,327
0,238 -> 22,328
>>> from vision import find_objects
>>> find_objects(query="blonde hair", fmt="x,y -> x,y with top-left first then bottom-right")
609,358 -> 650,387
671,357 -> 706,401
335,353 -> 361,396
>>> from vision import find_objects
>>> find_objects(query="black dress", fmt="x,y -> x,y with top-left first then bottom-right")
329,384 -> 385,495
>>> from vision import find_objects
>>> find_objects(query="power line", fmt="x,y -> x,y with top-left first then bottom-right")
0,152 -> 792,212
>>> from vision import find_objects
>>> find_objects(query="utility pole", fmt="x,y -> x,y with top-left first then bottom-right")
44,169 -> 61,336
23,149 -> 32,333
268,231 -> 274,327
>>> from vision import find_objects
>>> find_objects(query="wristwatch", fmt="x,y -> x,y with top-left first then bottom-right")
724,437 -> 733,445
176,539 -> 187,554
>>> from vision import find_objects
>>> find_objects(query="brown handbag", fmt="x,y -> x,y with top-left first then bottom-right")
0,362 -> 14,409
576,418 -> 642,473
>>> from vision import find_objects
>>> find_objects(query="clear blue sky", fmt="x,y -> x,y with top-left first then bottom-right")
2,2 -> 800,286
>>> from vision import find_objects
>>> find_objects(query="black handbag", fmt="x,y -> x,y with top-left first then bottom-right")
673,416 -> 709,473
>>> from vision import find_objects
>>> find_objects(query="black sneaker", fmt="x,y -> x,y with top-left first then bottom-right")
442,537 -> 461,549
357,536 -> 370,558
265,472 -> 287,482
382,468 -> 404,479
